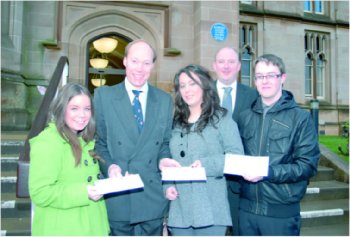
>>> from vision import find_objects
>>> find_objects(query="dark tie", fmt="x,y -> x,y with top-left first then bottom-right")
132,90 -> 144,133
222,87 -> 233,115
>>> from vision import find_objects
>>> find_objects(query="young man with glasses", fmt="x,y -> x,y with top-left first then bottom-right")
236,54 -> 320,236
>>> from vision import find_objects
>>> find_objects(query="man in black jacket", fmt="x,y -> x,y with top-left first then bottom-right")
237,54 -> 320,236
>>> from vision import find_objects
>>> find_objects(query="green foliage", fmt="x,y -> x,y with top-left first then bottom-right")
319,135 -> 349,162
338,121 -> 349,156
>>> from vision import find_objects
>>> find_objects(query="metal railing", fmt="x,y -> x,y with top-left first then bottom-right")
16,56 -> 69,198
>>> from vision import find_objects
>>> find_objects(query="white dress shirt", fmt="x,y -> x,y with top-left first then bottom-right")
217,80 -> 237,114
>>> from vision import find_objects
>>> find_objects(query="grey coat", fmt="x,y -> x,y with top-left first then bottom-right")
166,113 -> 244,228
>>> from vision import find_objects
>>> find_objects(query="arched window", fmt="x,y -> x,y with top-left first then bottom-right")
305,53 -> 313,96
304,31 -> 328,99
239,23 -> 256,86
241,47 -> 252,86
241,26 -> 246,48
316,54 -> 326,97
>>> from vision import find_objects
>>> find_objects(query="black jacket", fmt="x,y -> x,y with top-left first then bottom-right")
237,90 -> 320,218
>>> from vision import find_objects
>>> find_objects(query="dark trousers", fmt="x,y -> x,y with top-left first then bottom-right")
168,225 -> 227,236
109,218 -> 163,236
239,210 -> 301,236
227,178 -> 240,236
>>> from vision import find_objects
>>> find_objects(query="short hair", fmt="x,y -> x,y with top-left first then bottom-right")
253,54 -> 286,74
214,47 -> 240,61
124,39 -> 157,63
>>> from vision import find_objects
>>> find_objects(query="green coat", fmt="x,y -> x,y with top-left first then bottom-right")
29,123 -> 109,236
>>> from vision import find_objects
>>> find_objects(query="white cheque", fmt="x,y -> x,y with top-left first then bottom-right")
162,167 -> 207,181
224,154 -> 269,177
94,174 -> 144,195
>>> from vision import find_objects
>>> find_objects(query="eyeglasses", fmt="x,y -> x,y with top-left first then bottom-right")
254,73 -> 282,81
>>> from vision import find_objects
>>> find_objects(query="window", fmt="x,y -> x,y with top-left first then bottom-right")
304,31 -> 328,99
304,0 -> 324,14
239,23 -> 256,87
87,34 -> 130,93
241,48 -> 252,86
315,0 -> 323,13
316,54 -> 325,97
240,0 -> 253,5
305,54 -> 313,95
304,0 -> 312,12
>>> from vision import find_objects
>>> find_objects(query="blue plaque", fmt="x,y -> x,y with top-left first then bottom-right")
210,23 -> 228,42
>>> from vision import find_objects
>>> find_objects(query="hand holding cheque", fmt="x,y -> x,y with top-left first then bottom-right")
93,164 -> 144,195
160,159 -> 206,201
224,154 -> 269,183
160,159 -> 207,181
94,174 -> 144,195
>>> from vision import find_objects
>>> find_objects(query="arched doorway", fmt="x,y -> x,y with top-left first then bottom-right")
87,34 -> 131,94
63,6 -> 160,89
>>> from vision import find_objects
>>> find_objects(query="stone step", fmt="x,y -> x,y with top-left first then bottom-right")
301,198 -> 349,227
1,131 -> 27,155
1,131 -> 28,141
1,172 -> 17,193
1,193 -> 31,218
0,217 -> 31,236
0,140 -> 25,155
303,180 -> 349,201
310,165 -> 334,182
1,155 -> 19,173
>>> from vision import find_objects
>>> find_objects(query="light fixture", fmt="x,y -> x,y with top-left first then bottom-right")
91,74 -> 106,87
93,37 -> 118,53
90,58 -> 108,68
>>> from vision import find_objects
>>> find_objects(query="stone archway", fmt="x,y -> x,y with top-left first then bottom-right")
62,6 -> 161,86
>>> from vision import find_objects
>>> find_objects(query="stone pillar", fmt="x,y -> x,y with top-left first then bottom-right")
193,1 -> 240,69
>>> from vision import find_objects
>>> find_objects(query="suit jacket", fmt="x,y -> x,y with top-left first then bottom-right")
232,83 -> 259,122
94,81 -> 173,224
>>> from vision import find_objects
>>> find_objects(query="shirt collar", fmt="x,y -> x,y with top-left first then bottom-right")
125,77 -> 149,94
217,79 -> 237,91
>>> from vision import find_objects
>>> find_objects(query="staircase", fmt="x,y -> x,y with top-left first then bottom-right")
1,131 -> 349,236
1,132 -> 31,236
300,165 -> 349,236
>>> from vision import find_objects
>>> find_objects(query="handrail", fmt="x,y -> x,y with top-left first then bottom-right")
16,56 -> 69,198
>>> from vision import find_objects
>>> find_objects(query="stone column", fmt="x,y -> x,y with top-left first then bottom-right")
193,1 -> 240,69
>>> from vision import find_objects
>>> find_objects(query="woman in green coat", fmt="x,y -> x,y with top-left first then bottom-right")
29,83 -> 109,236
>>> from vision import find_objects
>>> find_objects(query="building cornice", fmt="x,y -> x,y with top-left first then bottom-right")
240,4 -> 349,28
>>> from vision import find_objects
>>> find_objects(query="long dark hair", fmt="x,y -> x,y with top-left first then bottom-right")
173,64 -> 226,133
47,82 -> 95,166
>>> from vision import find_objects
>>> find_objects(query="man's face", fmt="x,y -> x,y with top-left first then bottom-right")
123,41 -> 154,89
212,48 -> 241,85
254,61 -> 286,105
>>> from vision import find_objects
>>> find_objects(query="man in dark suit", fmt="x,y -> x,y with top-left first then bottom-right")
212,47 -> 258,236
94,39 -> 173,235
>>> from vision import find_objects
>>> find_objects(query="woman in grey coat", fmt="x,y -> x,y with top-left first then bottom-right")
160,64 -> 244,236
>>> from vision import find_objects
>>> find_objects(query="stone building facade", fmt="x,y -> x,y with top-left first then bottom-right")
1,1 -> 349,135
